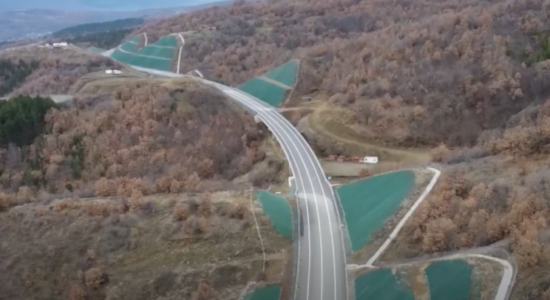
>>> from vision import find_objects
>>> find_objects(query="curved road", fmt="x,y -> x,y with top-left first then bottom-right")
115,62 -> 349,300
211,83 -> 348,300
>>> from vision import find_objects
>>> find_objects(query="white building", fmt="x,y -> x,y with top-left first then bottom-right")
53,42 -> 68,48
361,156 -> 379,164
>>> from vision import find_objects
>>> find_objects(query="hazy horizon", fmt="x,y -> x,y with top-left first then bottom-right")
0,0 -> 224,11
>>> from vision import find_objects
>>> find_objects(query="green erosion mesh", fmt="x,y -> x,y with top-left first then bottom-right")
130,35 -> 141,43
263,60 -> 298,87
336,171 -> 415,251
153,35 -> 178,47
355,268 -> 414,300
139,46 -> 175,59
120,42 -> 138,53
238,78 -> 287,107
111,49 -> 172,71
424,260 -> 473,300
110,35 -> 177,72
256,191 -> 292,238
245,285 -> 282,300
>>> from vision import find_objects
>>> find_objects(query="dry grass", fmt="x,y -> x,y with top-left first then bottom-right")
0,190 -> 291,300
308,103 -> 430,164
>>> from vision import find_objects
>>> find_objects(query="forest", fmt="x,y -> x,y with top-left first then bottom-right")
0,95 -> 55,148
66,28 -> 134,49
133,0 -> 550,148
0,48 -> 117,95
52,18 -> 144,39
0,81 -> 266,212
0,59 -> 38,96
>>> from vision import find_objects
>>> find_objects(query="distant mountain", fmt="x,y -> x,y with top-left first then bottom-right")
0,1 -> 233,42
0,0 -> 222,11
51,18 -> 145,38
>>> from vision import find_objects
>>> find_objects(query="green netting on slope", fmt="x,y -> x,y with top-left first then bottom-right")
263,60 -> 298,87
154,35 -> 178,47
245,285 -> 281,300
111,50 -> 172,71
129,35 -> 141,43
120,42 -> 138,53
139,45 -> 175,59
134,57 -> 171,71
256,191 -> 292,238
425,260 -> 473,300
336,171 -> 415,251
238,78 -> 287,107
355,268 -> 414,300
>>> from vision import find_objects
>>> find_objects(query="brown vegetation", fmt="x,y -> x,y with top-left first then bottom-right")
0,80 -> 266,209
401,168 -> 549,269
133,0 -> 550,149
0,192 -> 290,300
0,47 -> 118,95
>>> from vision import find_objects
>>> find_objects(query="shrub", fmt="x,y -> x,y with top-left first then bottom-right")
430,143 -> 450,162
69,284 -> 86,300
84,267 -> 107,289
173,202 -> 189,221
191,281 -> 216,300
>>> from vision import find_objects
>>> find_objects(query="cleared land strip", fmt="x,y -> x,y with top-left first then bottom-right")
258,76 -> 292,89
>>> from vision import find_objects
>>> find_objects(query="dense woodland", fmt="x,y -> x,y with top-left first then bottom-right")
0,48 -> 117,95
133,0 -> 550,149
52,18 -> 144,39
0,95 -> 55,148
66,28 -> 135,50
0,81 -> 265,211
0,59 -> 38,96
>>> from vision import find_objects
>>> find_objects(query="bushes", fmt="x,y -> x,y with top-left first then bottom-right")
84,267 -> 107,289
0,95 -> 55,148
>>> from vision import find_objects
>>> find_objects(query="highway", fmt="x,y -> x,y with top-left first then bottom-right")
115,61 -> 349,300
210,83 -> 348,300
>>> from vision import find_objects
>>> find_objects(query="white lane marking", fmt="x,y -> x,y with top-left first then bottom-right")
260,111 -> 312,300
255,101 -> 338,299
226,89 -> 330,300
245,92 -> 347,299
282,114 -> 347,299
225,83 -> 347,299
225,89 -> 318,300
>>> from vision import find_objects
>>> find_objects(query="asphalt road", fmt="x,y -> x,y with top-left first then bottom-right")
213,84 -> 348,300
116,62 -> 349,300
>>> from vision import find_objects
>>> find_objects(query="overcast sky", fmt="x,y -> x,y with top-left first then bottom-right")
0,0 -> 221,11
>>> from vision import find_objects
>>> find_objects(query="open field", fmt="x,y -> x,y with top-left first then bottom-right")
307,104 -> 431,163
